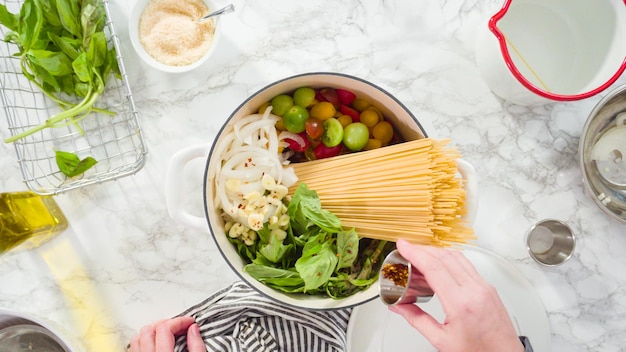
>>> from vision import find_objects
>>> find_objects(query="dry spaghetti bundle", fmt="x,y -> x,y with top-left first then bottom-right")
288,138 -> 475,246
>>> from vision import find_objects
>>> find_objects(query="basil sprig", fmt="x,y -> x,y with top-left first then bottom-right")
0,0 -> 121,143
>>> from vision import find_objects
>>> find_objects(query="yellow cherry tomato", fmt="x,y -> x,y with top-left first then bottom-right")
360,109 -> 380,128
372,121 -> 394,145
275,118 -> 286,131
337,114 -> 352,128
352,97 -> 370,112
310,101 -> 336,120
364,139 -> 383,150
258,101 -> 270,114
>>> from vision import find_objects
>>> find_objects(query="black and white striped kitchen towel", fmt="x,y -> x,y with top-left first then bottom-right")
173,281 -> 352,352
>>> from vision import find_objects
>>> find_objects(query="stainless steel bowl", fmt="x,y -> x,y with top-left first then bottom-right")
579,84 -> 626,224
0,309 -> 79,352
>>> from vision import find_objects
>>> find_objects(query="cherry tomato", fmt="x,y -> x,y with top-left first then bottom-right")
360,109 -> 380,128
258,101 -> 270,114
305,117 -> 324,140
293,87 -> 316,107
285,131 -> 310,152
364,138 -> 382,150
271,94 -> 293,116
336,114 -> 352,128
313,143 -> 342,159
310,102 -> 336,120
372,121 -> 394,145
343,122 -> 369,151
339,105 -> 360,122
352,97 -> 370,112
336,89 -> 356,105
322,118 -> 344,147
317,88 -> 340,108
283,105 -> 309,133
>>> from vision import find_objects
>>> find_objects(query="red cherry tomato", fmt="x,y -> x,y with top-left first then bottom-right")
285,132 -> 310,152
305,117 -> 324,140
317,88 -> 340,108
313,143 -> 342,159
336,89 -> 356,105
339,105 -> 360,122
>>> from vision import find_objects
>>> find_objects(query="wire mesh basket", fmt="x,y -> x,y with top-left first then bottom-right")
0,0 -> 147,195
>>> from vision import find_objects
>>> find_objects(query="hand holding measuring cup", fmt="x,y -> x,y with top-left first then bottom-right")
388,240 -> 525,352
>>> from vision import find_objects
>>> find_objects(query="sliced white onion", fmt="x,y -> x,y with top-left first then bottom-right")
214,107 -> 300,226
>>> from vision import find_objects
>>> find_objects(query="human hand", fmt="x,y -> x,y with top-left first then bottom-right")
389,239 -> 524,352
130,316 -> 206,352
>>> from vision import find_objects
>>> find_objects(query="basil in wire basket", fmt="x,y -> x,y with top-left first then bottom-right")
0,0 -> 121,145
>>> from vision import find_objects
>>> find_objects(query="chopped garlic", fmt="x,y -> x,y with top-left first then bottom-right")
262,174 -> 277,191
226,178 -> 241,192
247,212 -> 264,231
278,214 -> 290,227
271,228 -> 287,241
244,191 -> 262,202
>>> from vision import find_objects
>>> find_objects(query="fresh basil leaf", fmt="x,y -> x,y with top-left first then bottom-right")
243,264 -> 304,288
74,81 -> 89,97
259,235 -> 293,264
55,150 -> 80,175
87,31 -> 106,68
55,150 -> 97,177
301,231 -> 329,257
295,242 -> 338,291
55,0 -> 80,37
38,0 -> 61,27
227,236 -> 257,263
3,30 -> 19,43
60,74 -> 74,95
337,229 -> 359,269
48,32 -> 80,60
26,49 -> 72,76
72,52 -> 90,82
80,0 -> 104,49
107,46 -> 121,78
27,60 -> 61,91
0,4 -> 18,31
18,0 -> 43,51
288,183 -> 343,234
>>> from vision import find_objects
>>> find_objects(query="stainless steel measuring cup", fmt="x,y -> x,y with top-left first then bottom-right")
378,250 -> 434,305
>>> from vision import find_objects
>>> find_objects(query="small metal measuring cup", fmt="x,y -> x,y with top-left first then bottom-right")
526,219 -> 575,266
378,250 -> 434,305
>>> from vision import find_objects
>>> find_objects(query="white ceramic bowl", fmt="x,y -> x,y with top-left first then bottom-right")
203,72 -> 429,310
128,0 -> 221,73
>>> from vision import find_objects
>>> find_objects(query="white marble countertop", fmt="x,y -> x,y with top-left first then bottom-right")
2,0 -> 626,351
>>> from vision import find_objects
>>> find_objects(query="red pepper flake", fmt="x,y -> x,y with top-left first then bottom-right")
382,263 -> 409,287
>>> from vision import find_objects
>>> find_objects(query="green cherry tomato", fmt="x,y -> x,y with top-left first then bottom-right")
293,87 -> 316,107
343,122 -> 369,151
283,105 -> 309,133
322,118 -> 344,147
271,94 -> 294,116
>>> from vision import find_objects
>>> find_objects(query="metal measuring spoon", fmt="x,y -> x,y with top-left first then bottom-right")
199,4 -> 235,21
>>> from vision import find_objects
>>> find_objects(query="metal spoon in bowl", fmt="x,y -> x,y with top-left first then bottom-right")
199,4 -> 235,21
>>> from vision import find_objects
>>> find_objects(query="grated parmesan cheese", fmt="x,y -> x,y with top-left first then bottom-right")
138,0 -> 215,66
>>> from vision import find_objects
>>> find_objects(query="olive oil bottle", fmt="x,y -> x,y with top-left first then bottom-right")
0,192 -> 68,255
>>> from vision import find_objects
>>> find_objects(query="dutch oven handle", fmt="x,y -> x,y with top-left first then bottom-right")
164,144 -> 211,232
